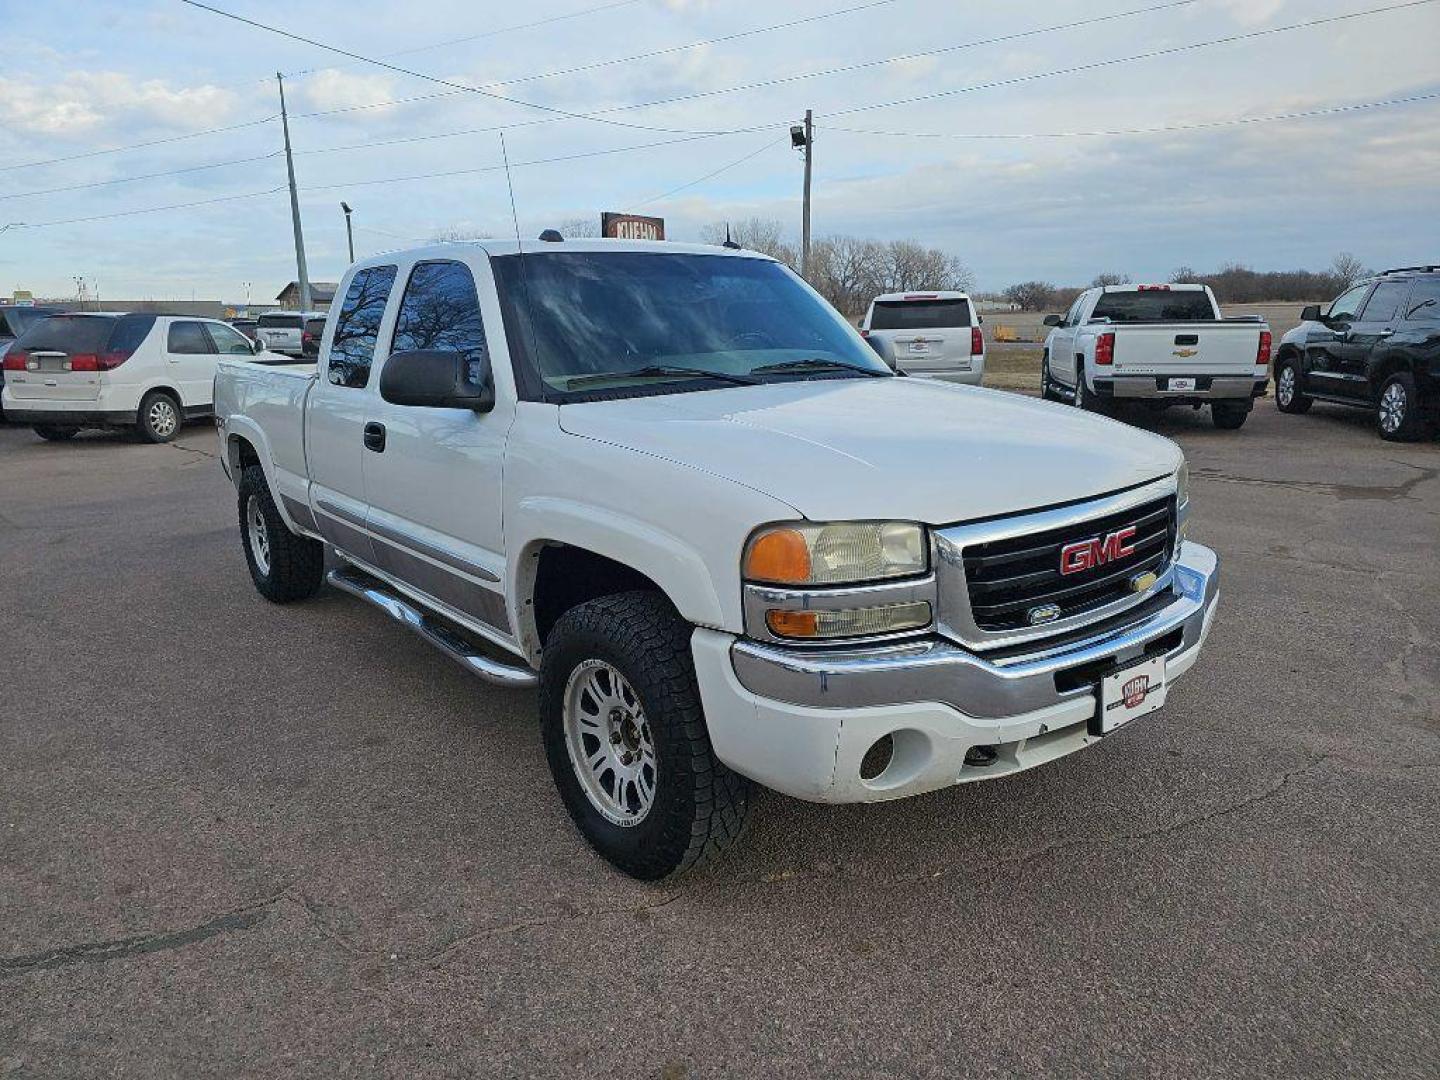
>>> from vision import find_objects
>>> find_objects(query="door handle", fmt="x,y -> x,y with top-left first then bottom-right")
1377,328 -> 1395,338
363,421 -> 386,452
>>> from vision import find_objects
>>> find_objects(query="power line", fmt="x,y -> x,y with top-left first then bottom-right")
8,186 -> 286,230
289,0 -> 1189,124
285,0 -> 648,78
819,90 -> 1440,140
824,0 -> 1440,120
0,151 -> 284,203
630,137 -> 788,211
176,0 -> 733,136
0,115 -> 277,174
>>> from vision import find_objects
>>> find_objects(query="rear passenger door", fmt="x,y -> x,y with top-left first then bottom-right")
164,320 -> 217,407
362,257 -> 514,639
306,264 -> 398,562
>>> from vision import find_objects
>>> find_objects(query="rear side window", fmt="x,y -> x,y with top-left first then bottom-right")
328,265 -> 397,388
391,260 -> 488,360
1360,280 -> 1411,323
14,315 -> 116,353
167,321 -> 213,354
257,313 -> 301,329
1403,278 -> 1440,321
1090,290 -> 1215,322
870,298 -> 972,331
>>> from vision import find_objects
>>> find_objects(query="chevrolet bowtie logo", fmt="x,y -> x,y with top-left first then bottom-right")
1172,348 -> 1198,358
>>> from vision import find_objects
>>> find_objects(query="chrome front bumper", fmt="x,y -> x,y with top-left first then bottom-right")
731,541 -> 1216,717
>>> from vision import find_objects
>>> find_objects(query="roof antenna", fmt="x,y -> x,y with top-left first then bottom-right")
722,223 -> 741,250
500,132 -> 548,404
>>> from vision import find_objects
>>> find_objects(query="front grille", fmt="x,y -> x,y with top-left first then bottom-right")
961,496 -> 1175,632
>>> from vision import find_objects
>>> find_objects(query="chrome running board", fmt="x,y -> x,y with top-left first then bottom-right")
327,567 -> 538,689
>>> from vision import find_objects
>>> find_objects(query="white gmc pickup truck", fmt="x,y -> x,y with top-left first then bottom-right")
1041,283 -> 1271,430
215,239 -> 1219,879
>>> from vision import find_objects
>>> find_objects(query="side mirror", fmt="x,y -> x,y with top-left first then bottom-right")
1300,305 -> 1323,322
251,338 -> 264,355
380,349 -> 494,412
1043,314 -> 1063,327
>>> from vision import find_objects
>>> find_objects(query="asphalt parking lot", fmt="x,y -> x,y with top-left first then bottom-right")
2,400 -> 1437,1079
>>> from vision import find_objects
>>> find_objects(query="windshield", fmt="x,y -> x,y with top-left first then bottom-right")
1090,290 -> 1215,322
492,251 -> 889,398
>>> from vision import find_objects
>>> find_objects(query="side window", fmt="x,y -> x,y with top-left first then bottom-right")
1359,280 -> 1410,324
1326,283 -> 1371,322
390,260 -> 488,363
328,265 -> 397,388
167,321 -> 213,354
205,323 -> 255,355
1403,278 -> 1440,322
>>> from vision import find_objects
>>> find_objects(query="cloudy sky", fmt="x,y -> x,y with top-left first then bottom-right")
2,0 -> 1437,302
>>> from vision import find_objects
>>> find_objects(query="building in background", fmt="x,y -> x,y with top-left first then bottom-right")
275,282 -> 338,311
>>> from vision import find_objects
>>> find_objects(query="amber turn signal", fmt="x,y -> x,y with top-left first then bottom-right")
744,528 -> 812,584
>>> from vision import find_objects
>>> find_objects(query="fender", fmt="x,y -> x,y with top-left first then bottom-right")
223,416 -> 317,539
509,495 -> 728,649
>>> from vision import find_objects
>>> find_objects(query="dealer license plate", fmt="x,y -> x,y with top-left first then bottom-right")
909,340 -> 931,354
1097,656 -> 1167,734
1166,377 -> 1197,392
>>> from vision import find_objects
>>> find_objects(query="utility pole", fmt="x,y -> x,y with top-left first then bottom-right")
791,111 -> 814,277
341,202 -> 355,264
277,73 -> 311,312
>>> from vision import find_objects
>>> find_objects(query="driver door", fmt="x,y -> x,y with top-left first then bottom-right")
362,256 -> 516,642
1304,282 -> 1373,398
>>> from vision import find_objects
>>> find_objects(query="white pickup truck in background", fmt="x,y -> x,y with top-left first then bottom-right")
1041,283 -> 1271,430
215,238 -> 1218,880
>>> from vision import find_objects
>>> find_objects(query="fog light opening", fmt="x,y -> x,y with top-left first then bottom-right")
964,745 -> 998,768
859,734 -> 895,781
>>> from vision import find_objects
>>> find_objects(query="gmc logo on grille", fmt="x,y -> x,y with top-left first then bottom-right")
1060,525 -> 1138,576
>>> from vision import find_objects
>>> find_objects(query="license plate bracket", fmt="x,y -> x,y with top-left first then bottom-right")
1166,377 -> 1197,392
1090,655 -> 1167,736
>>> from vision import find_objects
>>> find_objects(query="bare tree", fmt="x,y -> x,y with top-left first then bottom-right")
700,218 -> 798,267
1330,252 -> 1369,288
1090,272 -> 1131,287
1003,281 -> 1057,311
1169,266 -> 1198,283
553,216 -> 602,238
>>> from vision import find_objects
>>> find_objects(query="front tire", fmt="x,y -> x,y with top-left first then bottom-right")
34,424 -> 79,441
1040,351 -> 1061,401
540,592 -> 750,880
238,465 -> 324,602
1212,400 -> 1251,430
1274,358 -> 1312,414
1376,372 -> 1427,442
137,390 -> 182,443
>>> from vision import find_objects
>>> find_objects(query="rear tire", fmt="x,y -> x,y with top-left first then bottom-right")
1212,401 -> 1251,430
1376,372 -> 1427,442
34,424 -> 79,441
238,465 -> 324,602
136,390 -> 182,443
1274,358 -> 1312,414
1075,372 -> 1107,415
540,591 -> 750,880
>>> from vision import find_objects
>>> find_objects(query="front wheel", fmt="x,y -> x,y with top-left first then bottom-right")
1377,372 -> 1428,442
238,465 -> 324,602
540,592 -> 750,880
1040,351 -> 1061,402
1274,359 -> 1312,414
1212,400 -> 1251,430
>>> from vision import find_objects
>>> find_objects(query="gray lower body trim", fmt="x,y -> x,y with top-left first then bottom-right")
731,541 -> 1218,719
1107,376 -> 1261,400
368,532 -> 509,634
280,494 -> 317,532
366,517 -> 499,583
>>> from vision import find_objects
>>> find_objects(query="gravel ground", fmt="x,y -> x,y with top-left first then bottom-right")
1,397 -> 1436,1079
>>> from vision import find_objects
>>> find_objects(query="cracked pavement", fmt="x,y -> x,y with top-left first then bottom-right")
1,403 -> 1437,1078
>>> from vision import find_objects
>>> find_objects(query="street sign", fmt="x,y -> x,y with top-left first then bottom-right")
601,212 -> 665,241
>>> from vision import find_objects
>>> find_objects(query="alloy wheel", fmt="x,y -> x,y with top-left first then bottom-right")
1379,381 -> 1406,435
149,398 -> 178,438
562,659 -> 657,827
1278,366 -> 1296,407
246,494 -> 271,576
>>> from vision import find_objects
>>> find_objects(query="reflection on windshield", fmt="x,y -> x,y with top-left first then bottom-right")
493,251 -> 889,395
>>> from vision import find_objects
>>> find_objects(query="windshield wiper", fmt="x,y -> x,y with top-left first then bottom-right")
564,364 -> 760,388
750,357 -> 889,377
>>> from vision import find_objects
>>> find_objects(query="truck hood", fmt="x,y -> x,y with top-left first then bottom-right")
557,379 -> 1182,523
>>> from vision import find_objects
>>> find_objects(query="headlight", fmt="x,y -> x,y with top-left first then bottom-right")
1174,461 -> 1189,508
743,522 -> 927,586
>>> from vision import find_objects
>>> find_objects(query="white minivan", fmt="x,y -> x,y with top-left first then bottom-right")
859,291 -> 986,384
1,312 -> 267,442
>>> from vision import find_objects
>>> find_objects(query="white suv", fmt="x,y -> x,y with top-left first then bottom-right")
860,291 -> 986,383
254,310 -> 327,357
2,312 -> 263,442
